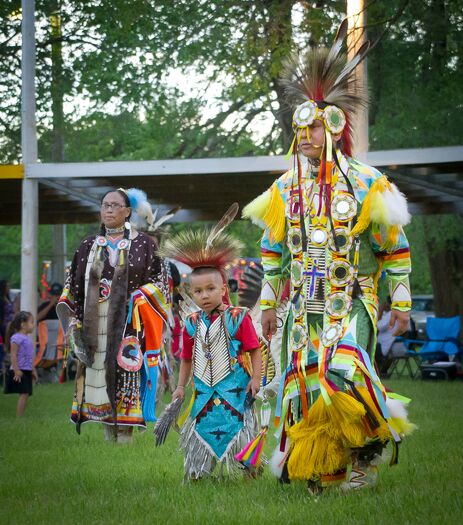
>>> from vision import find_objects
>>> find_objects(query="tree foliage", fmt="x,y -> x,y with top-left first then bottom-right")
2,0 -> 462,163
1,0 -> 463,305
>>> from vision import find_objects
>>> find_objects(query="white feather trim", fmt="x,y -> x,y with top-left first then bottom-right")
270,440 -> 290,478
382,183 -> 411,226
386,397 -> 409,421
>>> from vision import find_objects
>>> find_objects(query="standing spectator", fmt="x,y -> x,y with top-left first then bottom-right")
4,311 -> 38,417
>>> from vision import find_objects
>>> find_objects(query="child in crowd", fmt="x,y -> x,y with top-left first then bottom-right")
4,311 -> 37,417
162,216 -> 262,481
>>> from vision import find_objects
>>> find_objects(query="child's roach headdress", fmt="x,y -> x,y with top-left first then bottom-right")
160,203 -> 242,274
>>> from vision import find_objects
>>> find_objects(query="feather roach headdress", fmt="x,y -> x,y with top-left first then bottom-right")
281,18 -> 370,158
160,203 -> 242,273
280,19 -> 370,220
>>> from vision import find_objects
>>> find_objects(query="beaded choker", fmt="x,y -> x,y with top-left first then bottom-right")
105,225 -> 125,234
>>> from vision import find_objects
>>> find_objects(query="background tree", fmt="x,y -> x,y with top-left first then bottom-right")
1,0 -> 462,314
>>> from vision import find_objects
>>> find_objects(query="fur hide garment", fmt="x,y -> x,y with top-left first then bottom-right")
104,258 -> 130,424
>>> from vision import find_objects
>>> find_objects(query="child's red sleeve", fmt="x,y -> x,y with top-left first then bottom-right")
180,326 -> 194,360
236,312 -> 260,352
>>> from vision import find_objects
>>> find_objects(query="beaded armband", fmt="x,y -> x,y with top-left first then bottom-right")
260,277 -> 282,311
388,274 -> 412,312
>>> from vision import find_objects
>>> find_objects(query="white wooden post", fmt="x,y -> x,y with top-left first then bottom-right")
20,0 -> 39,323
347,0 -> 369,156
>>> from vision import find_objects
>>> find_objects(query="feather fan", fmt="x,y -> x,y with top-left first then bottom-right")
154,397 -> 184,446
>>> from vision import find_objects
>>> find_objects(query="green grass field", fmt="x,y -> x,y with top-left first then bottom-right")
1,378 -> 462,525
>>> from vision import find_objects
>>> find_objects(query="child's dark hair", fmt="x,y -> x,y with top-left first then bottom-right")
5,311 -> 33,352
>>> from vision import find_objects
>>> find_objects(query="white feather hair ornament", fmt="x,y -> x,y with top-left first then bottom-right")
126,188 -> 156,230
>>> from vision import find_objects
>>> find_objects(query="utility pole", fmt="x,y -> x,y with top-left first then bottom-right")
20,0 -> 39,321
347,0 -> 369,157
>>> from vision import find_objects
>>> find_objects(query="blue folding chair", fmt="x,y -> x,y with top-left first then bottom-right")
419,316 -> 461,362
391,316 -> 462,380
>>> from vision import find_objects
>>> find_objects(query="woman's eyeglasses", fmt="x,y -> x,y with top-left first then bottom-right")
101,203 -> 126,210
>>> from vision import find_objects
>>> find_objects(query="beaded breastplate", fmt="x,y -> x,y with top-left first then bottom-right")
193,315 -> 231,387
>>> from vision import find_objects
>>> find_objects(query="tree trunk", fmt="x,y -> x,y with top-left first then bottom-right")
423,215 -> 463,321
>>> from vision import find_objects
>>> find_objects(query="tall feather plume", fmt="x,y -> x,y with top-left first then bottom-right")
206,202 -> 239,249
332,40 -> 370,89
324,18 -> 348,75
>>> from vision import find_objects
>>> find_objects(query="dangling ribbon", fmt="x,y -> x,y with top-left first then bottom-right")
285,134 -> 297,160
141,349 -> 160,422
234,397 -> 271,468
235,335 -> 273,469
315,128 -> 334,218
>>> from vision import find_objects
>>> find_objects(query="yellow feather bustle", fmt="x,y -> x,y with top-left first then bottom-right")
243,183 -> 286,243
286,392 -> 368,480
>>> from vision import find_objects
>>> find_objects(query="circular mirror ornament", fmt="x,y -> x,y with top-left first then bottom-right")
291,259 -> 304,287
331,193 -> 357,222
326,292 -> 352,319
293,100 -> 318,128
328,226 -> 353,255
290,323 -> 308,352
288,227 -> 303,254
328,259 -> 354,287
323,105 -> 346,134
310,226 -> 328,246
320,323 -> 344,348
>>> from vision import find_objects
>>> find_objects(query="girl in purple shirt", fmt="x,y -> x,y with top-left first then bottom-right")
4,311 -> 37,417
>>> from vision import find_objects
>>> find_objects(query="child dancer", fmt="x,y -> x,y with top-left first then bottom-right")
4,311 -> 37,417
163,211 -> 262,480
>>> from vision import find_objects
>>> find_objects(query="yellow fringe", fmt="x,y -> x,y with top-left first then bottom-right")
286,392 -> 367,480
262,183 -> 286,243
355,386 -> 392,442
351,175 -> 389,237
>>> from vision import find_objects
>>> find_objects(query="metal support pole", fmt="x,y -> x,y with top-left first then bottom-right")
20,0 -> 39,321
347,0 -> 369,156
51,224 -> 67,285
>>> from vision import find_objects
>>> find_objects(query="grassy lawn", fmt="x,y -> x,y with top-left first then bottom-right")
1,377 -> 462,525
